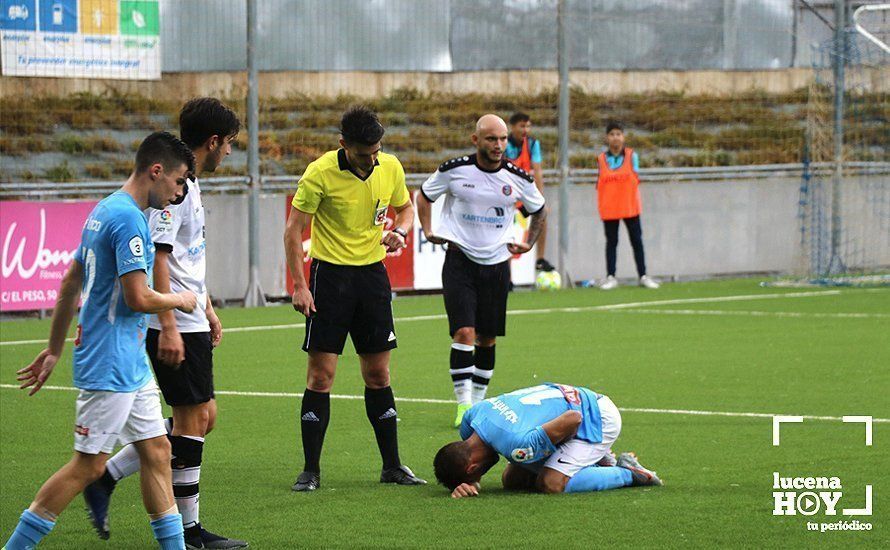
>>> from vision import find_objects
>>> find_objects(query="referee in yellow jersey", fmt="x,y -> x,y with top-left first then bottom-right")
284,106 -> 425,491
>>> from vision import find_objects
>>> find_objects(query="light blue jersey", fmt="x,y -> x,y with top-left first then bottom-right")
459,383 -> 604,465
72,191 -> 155,392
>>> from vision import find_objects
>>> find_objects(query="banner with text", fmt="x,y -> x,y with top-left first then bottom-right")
1,0 -> 161,79
1,200 -> 95,311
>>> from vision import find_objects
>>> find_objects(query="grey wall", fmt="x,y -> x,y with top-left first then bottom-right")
159,0 -> 825,72
202,175 -> 889,300
544,178 -> 803,283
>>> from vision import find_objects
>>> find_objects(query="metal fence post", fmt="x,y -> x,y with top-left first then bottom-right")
557,0 -> 571,286
827,0 -> 846,275
244,0 -> 266,306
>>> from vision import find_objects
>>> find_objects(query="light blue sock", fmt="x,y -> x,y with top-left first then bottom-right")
564,466 -> 634,493
150,513 -> 184,550
4,509 -> 55,550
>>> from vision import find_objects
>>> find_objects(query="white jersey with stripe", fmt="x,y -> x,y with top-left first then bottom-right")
421,154 -> 545,265
147,177 -> 209,333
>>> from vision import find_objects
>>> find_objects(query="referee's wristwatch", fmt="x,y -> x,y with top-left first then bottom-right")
393,227 -> 408,239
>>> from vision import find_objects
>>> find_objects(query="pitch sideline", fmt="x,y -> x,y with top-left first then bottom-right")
0,383 -> 887,424
0,289 -> 856,347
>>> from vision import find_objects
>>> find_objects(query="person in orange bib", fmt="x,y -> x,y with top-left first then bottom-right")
596,121 -> 659,290
506,112 -> 554,273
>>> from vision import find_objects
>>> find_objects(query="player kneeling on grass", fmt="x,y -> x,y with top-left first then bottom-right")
4,132 -> 197,550
433,383 -> 662,498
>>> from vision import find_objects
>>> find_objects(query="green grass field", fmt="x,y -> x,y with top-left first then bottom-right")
1,279 -> 888,548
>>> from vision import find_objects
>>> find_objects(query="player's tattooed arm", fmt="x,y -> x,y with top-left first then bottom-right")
507,207 -> 548,254
524,208 -> 548,247
541,410 -> 582,445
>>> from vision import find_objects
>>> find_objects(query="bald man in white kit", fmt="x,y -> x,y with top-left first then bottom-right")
415,115 -> 548,427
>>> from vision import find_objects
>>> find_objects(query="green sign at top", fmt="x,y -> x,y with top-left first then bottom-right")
120,1 -> 159,36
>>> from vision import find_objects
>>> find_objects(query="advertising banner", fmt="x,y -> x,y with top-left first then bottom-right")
1,0 -> 161,79
1,200 -> 95,311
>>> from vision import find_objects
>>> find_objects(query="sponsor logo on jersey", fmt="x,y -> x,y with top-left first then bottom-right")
489,397 -> 519,424
84,216 -> 102,232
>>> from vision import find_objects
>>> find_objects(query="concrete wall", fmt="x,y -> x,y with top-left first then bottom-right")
203,194 -> 287,303
1,68 -> 836,101
202,175 -> 887,300
543,178 -> 802,283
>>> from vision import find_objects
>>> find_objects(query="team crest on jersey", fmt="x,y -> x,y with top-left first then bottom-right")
502,185 -> 513,196
555,384 -> 581,405
75,425 -> 90,436
511,447 -> 534,462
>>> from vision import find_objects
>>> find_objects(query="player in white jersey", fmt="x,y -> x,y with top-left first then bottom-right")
416,114 -> 548,428
4,132 -> 197,550
84,99 -> 246,549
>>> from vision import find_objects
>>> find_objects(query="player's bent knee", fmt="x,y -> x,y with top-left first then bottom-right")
139,436 -> 172,467
306,370 -> 335,392
537,471 -> 569,494
74,454 -> 109,482
362,367 -> 391,389
205,402 -> 217,435
453,326 -> 475,344
502,465 -> 536,491
476,335 -> 496,347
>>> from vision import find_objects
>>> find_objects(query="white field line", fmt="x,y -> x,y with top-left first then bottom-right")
610,308 -> 890,320
1,383 -> 887,423
0,290 -> 847,347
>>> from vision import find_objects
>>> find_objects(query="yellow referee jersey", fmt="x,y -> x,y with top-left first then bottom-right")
292,149 -> 410,266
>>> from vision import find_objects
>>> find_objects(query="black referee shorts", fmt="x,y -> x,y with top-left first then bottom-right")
442,247 -> 511,338
147,329 -> 215,406
302,260 -> 397,356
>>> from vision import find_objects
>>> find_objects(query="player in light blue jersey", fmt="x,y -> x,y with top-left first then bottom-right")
4,132 -> 198,550
434,383 -> 662,498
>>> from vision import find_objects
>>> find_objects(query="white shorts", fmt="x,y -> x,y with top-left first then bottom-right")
74,379 -> 167,455
543,395 -> 622,478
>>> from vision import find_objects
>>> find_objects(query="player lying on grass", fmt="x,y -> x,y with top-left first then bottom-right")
433,383 -> 662,498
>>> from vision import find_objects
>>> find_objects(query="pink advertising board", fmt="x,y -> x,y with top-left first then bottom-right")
1,201 -> 97,312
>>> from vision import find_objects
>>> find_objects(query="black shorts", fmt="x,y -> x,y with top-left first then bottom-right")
442,247 -> 511,338
147,329 -> 215,406
302,260 -> 397,355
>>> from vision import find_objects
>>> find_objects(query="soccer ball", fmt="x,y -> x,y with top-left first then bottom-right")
535,270 -> 561,291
